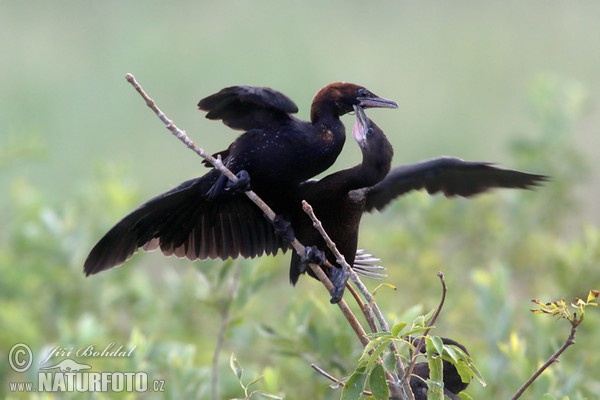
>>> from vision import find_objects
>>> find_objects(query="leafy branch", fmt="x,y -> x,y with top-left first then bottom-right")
510,290 -> 599,400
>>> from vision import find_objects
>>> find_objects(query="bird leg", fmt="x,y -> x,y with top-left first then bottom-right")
207,170 -> 251,200
224,170 -> 251,194
272,215 -> 296,243
327,265 -> 349,304
300,246 -> 348,303
300,245 -> 327,272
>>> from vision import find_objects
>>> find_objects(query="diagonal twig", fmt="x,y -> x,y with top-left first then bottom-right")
404,272 -> 448,382
301,200 -> 413,399
310,363 -> 373,396
510,321 -> 578,400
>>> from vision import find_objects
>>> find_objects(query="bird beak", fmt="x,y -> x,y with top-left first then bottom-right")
352,105 -> 369,147
357,94 -> 398,109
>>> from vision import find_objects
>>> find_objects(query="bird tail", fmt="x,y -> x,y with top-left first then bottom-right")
353,249 -> 387,279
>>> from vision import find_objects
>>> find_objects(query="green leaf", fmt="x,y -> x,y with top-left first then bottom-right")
250,390 -> 284,399
391,321 -> 407,338
372,282 -> 397,296
402,326 -> 430,338
246,375 -> 265,390
454,361 -> 474,385
341,365 -> 368,400
230,353 -> 243,381
369,364 -> 389,400
365,343 -> 391,373
442,343 -> 459,365
449,347 -> 486,387
424,336 -> 442,359
426,355 -> 444,400
362,336 -> 391,357
382,349 -> 397,372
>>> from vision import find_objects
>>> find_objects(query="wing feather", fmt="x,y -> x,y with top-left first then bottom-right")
365,157 -> 548,212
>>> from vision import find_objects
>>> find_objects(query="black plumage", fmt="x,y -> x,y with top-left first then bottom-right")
365,156 -> 547,212
409,337 -> 471,400
287,106 -> 547,302
84,83 -> 397,275
288,105 -> 393,300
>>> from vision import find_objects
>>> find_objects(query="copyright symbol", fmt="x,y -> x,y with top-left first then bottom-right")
8,343 -> 33,372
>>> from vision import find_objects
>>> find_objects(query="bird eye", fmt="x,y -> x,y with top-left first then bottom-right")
356,88 -> 370,98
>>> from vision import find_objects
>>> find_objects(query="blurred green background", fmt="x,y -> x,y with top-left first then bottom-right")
2,2 -> 599,399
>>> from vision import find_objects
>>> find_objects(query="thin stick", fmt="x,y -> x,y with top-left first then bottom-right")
124,73 -> 368,346
510,322 -> 578,400
405,272 -> 448,380
302,200 -> 413,399
300,201 -> 394,332
345,284 -> 378,333
310,364 -> 373,396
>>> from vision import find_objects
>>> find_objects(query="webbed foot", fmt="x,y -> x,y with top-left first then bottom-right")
225,170 -> 251,194
300,245 -> 326,273
272,215 -> 296,243
328,265 -> 350,303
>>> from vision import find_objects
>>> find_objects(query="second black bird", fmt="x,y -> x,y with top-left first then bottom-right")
287,105 -> 547,302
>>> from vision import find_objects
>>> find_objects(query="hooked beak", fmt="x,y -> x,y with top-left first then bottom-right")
352,105 -> 370,147
357,94 -> 398,109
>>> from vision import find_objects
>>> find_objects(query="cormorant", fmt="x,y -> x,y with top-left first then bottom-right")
83,83 -> 397,275
409,337 -> 471,400
288,105 -> 547,302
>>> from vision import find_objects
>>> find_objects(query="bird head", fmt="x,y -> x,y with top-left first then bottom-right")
311,82 -> 397,120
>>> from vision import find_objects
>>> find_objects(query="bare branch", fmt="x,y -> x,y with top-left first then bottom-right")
301,200 -> 412,399
510,319 -> 579,400
310,364 -> 373,396
345,284 -> 378,333
301,201 -> 384,327
405,272 -> 448,381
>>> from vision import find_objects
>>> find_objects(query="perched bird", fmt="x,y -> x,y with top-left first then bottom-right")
288,105 -> 547,302
409,337 -> 471,400
83,83 -> 397,275
288,105 -> 393,301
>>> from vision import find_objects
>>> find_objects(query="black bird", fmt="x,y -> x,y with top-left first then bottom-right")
83,83 -> 397,275
288,105 -> 393,301
288,105 -> 547,302
409,337 -> 471,400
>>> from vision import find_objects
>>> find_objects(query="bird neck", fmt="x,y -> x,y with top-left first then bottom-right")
324,139 -> 393,194
353,144 -> 393,189
310,98 -> 347,123
359,131 -> 394,186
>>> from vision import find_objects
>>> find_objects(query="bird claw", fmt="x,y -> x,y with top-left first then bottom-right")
302,245 -> 326,267
298,246 -> 347,303
272,215 -> 296,243
328,266 -> 349,304
225,170 -> 251,194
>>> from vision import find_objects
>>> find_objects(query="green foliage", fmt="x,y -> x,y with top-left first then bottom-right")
229,354 -> 284,400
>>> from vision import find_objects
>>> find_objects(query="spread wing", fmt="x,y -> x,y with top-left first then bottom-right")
365,157 -> 548,212
198,85 -> 298,131
84,175 -> 289,275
